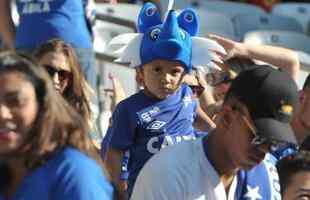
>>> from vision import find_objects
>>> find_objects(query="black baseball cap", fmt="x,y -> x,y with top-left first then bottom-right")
227,65 -> 299,145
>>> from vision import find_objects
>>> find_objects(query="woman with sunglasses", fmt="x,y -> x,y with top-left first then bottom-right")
0,52 -> 113,199
34,39 -> 100,147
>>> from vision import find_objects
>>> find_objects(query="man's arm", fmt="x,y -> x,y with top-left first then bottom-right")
105,148 -> 126,200
209,34 -> 300,82
0,0 -> 15,50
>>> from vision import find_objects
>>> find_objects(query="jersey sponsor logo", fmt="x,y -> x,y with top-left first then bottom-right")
183,95 -> 192,107
140,106 -> 160,123
146,120 -> 166,131
146,134 -> 196,154
20,0 -> 52,14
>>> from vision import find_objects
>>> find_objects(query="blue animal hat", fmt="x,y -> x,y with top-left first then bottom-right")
108,1 -> 226,73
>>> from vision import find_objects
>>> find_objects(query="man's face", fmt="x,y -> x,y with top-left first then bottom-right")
138,59 -> 185,99
283,171 -> 310,200
226,102 -> 269,170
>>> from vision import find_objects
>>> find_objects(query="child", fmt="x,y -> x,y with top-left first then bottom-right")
104,2 -> 224,198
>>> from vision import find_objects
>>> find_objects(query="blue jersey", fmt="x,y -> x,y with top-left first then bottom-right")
15,0 -> 92,49
107,84 -> 199,194
236,154 -> 281,200
0,147 -> 113,200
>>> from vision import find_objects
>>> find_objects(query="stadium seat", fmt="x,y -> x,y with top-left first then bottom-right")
272,3 -> 310,34
160,0 -> 265,18
233,13 -> 303,41
193,9 -> 237,40
93,21 -> 135,54
243,30 -> 310,54
94,3 -> 140,54
95,3 -> 141,23
201,1 -> 266,17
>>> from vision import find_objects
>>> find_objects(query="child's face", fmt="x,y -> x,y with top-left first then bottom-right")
138,60 -> 185,99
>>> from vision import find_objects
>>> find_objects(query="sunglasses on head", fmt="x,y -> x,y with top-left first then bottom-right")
42,64 -> 72,82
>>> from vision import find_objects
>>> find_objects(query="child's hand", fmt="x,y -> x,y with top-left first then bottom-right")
109,73 -> 126,105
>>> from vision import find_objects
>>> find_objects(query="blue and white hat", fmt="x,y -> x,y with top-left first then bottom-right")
108,1 -> 225,73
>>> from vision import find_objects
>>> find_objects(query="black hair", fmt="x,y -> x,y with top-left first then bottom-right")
0,51 -> 46,105
276,151 -> 310,194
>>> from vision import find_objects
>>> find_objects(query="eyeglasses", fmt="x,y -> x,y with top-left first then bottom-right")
42,64 -> 72,82
239,111 -> 289,151
189,84 -> 205,97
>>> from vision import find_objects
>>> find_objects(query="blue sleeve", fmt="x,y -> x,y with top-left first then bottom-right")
109,102 -> 136,150
51,156 -> 114,200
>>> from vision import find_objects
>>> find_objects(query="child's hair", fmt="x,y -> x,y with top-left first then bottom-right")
277,151 -> 310,194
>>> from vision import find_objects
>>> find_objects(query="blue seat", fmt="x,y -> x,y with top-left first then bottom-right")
244,30 -> 310,54
233,13 -> 303,41
272,3 -> 310,34
200,1 -> 266,17
193,9 -> 237,40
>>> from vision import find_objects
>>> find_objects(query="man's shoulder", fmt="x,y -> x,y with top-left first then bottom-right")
141,138 -> 203,174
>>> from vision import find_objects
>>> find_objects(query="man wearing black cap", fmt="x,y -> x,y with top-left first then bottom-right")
130,66 -> 299,200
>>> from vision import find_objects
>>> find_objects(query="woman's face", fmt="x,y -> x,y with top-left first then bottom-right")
38,52 -> 72,94
0,71 -> 39,155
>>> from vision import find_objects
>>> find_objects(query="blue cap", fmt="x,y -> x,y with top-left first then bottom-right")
138,3 -> 199,72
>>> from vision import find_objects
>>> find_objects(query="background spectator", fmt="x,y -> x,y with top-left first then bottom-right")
33,39 -> 101,147
0,52 -> 113,200
277,151 -> 310,200
0,0 -> 97,90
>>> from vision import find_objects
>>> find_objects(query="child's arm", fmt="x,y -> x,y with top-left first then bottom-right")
193,105 -> 216,132
0,0 -> 15,50
105,148 -> 126,200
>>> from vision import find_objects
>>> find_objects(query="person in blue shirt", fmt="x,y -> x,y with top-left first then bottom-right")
0,0 -> 97,90
0,52 -> 113,200
103,2 -> 225,199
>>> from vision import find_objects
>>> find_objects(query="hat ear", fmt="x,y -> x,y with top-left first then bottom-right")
137,2 -> 162,33
177,8 -> 199,36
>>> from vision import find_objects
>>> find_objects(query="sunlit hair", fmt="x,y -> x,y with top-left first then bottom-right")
0,51 -> 102,169
277,151 -> 310,195
34,39 -> 94,130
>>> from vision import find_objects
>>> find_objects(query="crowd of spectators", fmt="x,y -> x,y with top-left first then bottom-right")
0,0 -> 310,200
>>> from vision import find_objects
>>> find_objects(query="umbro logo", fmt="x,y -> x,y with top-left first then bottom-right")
146,120 -> 166,130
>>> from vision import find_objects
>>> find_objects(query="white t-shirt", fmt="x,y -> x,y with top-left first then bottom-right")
130,138 -> 237,200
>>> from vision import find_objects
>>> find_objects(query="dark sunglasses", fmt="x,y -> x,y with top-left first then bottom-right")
205,71 -> 233,87
189,85 -> 205,97
43,64 -> 72,82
